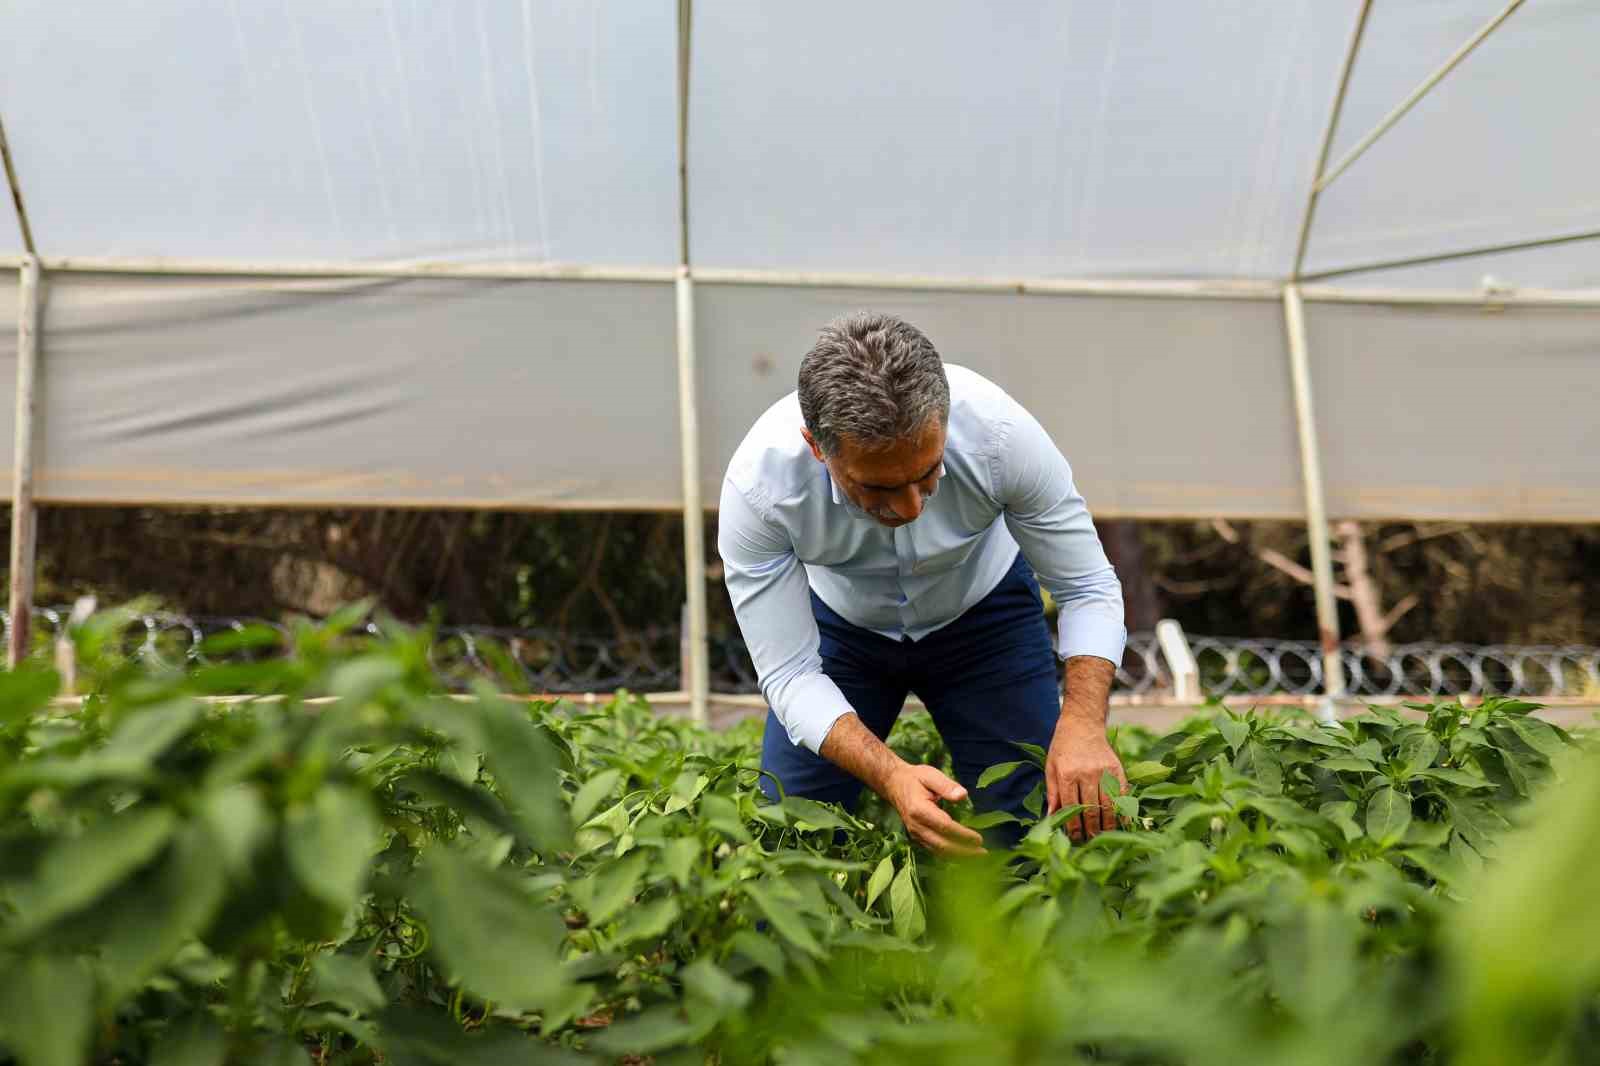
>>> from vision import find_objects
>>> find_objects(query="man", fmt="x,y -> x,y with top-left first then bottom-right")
718,311 -> 1127,855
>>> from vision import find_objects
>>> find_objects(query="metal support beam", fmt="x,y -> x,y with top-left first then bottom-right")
8,257 -> 41,668
675,268 -> 709,720
1315,0 -> 1525,195
1282,284 -> 1345,718
1293,0 -> 1372,279
1297,227 -> 1600,284
2,256 -> 1595,308
0,113 -> 37,255
674,0 -> 709,721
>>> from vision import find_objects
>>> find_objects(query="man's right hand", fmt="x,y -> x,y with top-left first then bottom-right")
818,712 -> 986,857
883,764 -> 986,857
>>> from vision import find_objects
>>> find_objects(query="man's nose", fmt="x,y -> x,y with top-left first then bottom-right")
889,486 -> 924,520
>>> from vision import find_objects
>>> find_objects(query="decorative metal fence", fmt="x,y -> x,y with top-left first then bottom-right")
8,607 -> 1597,702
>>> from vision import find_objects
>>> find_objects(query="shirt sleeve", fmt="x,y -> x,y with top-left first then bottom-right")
717,478 -> 856,753
995,406 -> 1128,666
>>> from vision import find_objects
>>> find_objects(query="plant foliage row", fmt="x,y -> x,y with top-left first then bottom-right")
0,609 -> 1597,1065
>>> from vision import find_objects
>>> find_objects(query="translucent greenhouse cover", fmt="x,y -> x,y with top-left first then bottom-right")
0,0 -> 1596,519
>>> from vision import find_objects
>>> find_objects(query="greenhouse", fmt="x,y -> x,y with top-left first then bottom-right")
1,2 -> 1597,1063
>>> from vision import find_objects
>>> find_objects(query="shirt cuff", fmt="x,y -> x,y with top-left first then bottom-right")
776,671 -> 857,754
1056,609 -> 1128,667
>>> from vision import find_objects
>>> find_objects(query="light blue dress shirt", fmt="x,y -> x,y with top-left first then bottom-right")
718,365 -> 1126,754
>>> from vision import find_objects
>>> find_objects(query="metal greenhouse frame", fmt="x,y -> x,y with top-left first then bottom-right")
4,0 -> 1598,723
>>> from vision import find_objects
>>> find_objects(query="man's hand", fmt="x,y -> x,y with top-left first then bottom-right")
819,712 -> 985,858
1048,656 -> 1125,841
1047,718 -> 1126,841
882,764 -> 986,857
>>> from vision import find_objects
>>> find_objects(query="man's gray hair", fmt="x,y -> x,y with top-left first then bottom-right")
797,311 -> 950,456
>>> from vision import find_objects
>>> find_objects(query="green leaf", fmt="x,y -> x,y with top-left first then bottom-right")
781,795 -> 852,832
1365,786 -> 1412,847
437,745 -> 479,785
409,848 -> 569,1011
977,760 -> 1029,789
99,700 -> 205,768
1416,767 -> 1494,791
397,770 -> 523,842
700,793 -> 753,844
311,953 -> 386,1014
0,666 -> 61,730
1010,741 -> 1049,765
1125,761 -> 1174,786
570,851 -> 648,925
1247,740 -> 1285,794
197,784 -> 273,880
0,955 -> 95,1066
98,823 -> 228,999
1444,795 -> 1511,854
5,808 -> 178,945
476,697 -> 573,852
1321,756 -> 1379,774
1216,714 -> 1249,753
1484,698 -> 1542,716
962,810 -> 1021,830
743,881 -> 823,957
612,897 -> 681,947
588,1005 -> 701,1055
681,958 -> 753,1014
150,1018 -> 227,1066
253,1038 -> 313,1066
889,861 -> 925,941
1395,731 -> 1442,777
661,836 -> 700,889
285,784 -> 382,913
1507,716 -> 1568,761
1352,739 -> 1385,763
663,770 -> 711,814
570,769 -> 622,826
728,930 -> 787,976
1403,819 -> 1452,848
1318,801 -> 1363,843
327,657 -> 405,704
865,856 -> 895,909
1022,780 -> 1045,818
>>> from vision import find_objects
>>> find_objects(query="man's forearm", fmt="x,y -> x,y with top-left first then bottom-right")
818,713 -> 906,797
1059,655 -> 1115,730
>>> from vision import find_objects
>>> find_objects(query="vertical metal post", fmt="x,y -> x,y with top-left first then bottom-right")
1282,284 -> 1345,718
674,0 -> 709,722
8,257 -> 41,668
1154,619 -> 1201,704
676,271 -> 709,720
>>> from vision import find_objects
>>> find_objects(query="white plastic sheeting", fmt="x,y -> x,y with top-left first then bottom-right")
0,0 -> 678,265
8,274 -> 680,508
1307,301 -> 1600,520
1,0 -> 1596,520
1306,0 -> 1600,288
696,286 -> 1303,517
691,1 -> 1345,279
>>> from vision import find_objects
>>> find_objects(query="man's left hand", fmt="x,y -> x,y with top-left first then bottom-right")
1046,717 -> 1126,841
1046,656 -> 1125,842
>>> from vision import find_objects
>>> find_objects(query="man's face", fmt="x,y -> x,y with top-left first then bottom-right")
802,420 -> 946,528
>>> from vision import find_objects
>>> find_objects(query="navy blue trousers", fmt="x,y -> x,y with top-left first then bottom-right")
760,552 -> 1060,822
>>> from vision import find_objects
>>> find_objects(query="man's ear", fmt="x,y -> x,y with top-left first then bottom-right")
800,428 -> 825,464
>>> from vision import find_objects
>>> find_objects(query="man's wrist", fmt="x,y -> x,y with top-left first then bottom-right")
1056,703 -> 1107,736
819,712 -> 909,798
